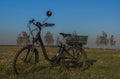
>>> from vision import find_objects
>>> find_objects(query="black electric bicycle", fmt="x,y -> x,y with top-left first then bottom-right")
13,11 -> 88,75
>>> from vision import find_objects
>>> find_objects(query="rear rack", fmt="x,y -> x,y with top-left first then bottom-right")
66,36 -> 88,45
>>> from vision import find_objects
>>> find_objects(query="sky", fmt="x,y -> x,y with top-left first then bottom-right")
0,0 -> 120,48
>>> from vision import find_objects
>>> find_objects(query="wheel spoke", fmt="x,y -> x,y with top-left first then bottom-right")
60,47 -> 87,70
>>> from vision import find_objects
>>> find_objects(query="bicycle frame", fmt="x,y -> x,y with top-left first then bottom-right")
29,25 -> 79,65
27,11 -> 81,64
28,24 -> 65,63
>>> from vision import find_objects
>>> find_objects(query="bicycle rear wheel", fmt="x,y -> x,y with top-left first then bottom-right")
13,46 -> 39,75
62,46 -> 87,70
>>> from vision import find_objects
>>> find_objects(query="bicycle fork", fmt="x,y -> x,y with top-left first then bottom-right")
23,46 -> 39,64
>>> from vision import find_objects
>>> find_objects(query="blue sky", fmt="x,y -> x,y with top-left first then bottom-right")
0,0 -> 120,48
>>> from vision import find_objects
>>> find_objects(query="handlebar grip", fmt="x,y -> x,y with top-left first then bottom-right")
44,23 -> 55,27
29,19 -> 35,23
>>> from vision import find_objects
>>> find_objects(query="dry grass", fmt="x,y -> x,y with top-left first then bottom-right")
0,46 -> 120,79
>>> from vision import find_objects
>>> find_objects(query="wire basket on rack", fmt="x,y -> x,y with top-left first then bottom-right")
66,35 -> 88,45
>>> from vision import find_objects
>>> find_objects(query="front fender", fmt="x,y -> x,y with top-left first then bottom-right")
34,48 -> 39,63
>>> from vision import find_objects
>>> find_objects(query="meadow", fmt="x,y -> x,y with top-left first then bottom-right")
0,46 -> 120,79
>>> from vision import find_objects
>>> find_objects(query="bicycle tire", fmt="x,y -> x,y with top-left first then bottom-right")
13,46 -> 39,75
61,46 -> 87,70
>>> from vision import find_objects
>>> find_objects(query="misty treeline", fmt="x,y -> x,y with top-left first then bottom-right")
16,31 -> 79,46
96,31 -> 116,49
16,31 -> 116,49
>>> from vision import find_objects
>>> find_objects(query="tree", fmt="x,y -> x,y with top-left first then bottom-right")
102,31 -> 109,46
21,32 -> 30,45
96,32 -> 109,49
71,32 -> 77,41
110,35 -> 116,46
16,32 -> 30,46
16,34 -> 23,46
56,36 -> 60,45
44,31 -> 54,45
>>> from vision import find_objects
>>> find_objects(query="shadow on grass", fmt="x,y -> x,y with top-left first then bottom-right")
86,59 -> 97,65
33,65 -> 49,72
81,59 -> 97,71
64,59 -> 97,71
32,59 -> 97,73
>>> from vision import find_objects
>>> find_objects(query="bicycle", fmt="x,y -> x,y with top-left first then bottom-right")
13,11 -> 88,75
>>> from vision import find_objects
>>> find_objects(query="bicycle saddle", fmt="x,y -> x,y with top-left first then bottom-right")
59,32 -> 71,37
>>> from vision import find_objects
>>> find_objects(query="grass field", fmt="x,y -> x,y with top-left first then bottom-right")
0,46 -> 120,79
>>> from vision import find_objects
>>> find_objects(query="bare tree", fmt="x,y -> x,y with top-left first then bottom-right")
44,31 -> 54,46
16,32 -> 30,46
56,36 -> 60,45
96,32 -> 109,49
103,31 -> 107,38
110,35 -> 116,46
102,31 -> 109,46
71,32 -> 77,41
16,34 -> 23,46
21,32 -> 30,46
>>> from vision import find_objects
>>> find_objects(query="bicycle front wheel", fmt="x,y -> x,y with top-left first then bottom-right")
13,46 -> 39,75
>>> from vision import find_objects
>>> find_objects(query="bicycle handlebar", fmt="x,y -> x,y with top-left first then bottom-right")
29,19 -> 55,28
